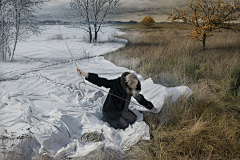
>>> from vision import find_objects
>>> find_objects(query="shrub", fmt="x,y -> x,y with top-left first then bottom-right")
47,34 -> 63,40
140,16 -> 155,28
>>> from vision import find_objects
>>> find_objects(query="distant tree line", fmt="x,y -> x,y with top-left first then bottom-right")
38,20 -> 140,25
39,20 -> 71,25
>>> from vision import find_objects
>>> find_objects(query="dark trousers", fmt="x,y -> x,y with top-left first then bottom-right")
117,111 -> 137,129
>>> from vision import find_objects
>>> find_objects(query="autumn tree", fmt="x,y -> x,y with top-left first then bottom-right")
141,16 -> 155,27
168,0 -> 240,50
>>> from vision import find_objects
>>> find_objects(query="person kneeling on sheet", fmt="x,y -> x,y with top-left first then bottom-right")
77,68 -> 157,129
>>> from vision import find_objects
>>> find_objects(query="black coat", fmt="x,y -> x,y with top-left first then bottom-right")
85,72 -> 154,129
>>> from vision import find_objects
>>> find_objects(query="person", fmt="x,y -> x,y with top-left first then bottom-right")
77,68 -> 157,129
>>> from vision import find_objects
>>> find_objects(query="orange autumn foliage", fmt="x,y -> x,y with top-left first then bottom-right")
168,0 -> 240,50
141,16 -> 155,27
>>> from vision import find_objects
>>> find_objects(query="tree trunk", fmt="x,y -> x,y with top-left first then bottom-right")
202,33 -> 206,50
88,26 -> 92,43
93,24 -> 98,42
9,4 -> 20,62
3,34 -> 8,62
89,31 -> 92,43
94,30 -> 97,42
10,33 -> 18,62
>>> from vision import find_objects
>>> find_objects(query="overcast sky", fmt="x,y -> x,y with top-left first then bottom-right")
36,0 -> 238,22
36,0 -> 188,22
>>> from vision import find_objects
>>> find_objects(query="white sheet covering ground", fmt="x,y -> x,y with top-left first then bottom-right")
0,25 -> 192,159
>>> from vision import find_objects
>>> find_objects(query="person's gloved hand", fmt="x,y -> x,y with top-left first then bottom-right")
147,103 -> 157,112
151,107 -> 158,112
77,68 -> 88,77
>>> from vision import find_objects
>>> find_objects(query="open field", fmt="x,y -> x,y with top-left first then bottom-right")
113,23 -> 193,31
104,27 -> 240,159
113,22 -> 240,31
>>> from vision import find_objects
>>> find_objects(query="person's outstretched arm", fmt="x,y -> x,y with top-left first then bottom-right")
77,68 -> 114,88
134,94 -> 157,112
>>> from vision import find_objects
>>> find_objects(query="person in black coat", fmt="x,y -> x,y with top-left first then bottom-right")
77,68 -> 157,129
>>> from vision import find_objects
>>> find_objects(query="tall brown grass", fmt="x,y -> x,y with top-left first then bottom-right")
104,28 -> 240,159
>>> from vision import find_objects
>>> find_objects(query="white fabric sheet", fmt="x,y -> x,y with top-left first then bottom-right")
0,25 -> 192,159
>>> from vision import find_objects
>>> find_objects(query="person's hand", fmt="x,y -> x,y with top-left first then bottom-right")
151,107 -> 158,112
77,68 -> 88,77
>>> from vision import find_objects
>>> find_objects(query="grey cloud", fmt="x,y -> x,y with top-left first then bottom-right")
120,0 -> 188,9
110,0 -> 188,21
36,2 -> 73,21
38,0 -> 226,22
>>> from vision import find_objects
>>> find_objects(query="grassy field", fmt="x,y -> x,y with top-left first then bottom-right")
103,24 -> 240,159
113,22 -> 193,31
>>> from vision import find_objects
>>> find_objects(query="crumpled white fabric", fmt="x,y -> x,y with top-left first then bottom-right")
0,80 -> 192,159
0,26 -> 193,159
0,60 -> 193,160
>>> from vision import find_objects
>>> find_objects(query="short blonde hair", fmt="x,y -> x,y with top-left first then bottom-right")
125,73 -> 138,87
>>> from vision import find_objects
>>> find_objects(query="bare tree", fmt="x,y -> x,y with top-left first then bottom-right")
70,0 -> 120,43
0,0 -> 49,62
70,0 -> 93,43
0,0 -> 13,61
90,0 -> 120,42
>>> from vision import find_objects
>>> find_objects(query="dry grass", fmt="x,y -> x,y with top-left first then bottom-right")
104,28 -> 240,159
114,23 -> 192,31
72,148 -> 124,160
0,128 -> 38,160
47,34 -> 64,40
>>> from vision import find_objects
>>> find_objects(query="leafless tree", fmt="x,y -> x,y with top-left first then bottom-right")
70,0 -> 93,43
0,0 -> 13,61
70,0 -> 120,43
0,0 -> 49,62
